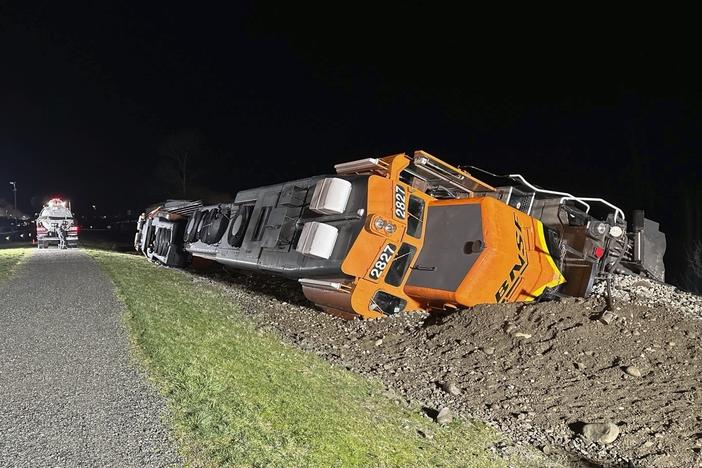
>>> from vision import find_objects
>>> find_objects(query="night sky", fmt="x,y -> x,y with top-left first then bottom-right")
1,4 -> 700,282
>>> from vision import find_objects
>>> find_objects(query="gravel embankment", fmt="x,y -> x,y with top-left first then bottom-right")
0,250 -> 180,467
592,274 -> 702,320
192,267 -> 702,467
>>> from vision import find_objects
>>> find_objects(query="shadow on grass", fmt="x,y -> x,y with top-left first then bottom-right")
79,230 -> 138,254
190,262 -> 313,308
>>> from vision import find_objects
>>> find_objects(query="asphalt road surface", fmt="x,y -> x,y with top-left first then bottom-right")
0,249 -> 180,467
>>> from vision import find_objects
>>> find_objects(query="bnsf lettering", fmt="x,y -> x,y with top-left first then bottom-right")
495,216 -> 529,303
394,185 -> 406,220
369,244 -> 396,280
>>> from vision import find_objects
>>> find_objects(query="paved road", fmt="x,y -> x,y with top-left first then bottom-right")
0,249 -> 180,467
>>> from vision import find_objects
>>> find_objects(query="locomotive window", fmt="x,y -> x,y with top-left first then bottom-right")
384,243 -> 416,287
370,291 -> 407,315
407,196 -> 425,238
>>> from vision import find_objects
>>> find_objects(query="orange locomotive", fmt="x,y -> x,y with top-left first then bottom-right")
135,150 -> 665,319
321,152 -> 564,318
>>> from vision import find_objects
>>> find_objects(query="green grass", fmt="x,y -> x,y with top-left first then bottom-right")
90,250 -> 546,467
0,248 -> 31,283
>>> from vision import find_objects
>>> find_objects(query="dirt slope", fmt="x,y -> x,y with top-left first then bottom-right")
191,268 -> 702,467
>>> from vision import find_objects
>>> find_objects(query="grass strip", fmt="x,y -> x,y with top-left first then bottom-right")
91,250 -> 545,467
0,248 -> 30,283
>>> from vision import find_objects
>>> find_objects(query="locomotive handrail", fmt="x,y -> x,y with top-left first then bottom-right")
559,197 -> 625,223
508,174 -> 592,213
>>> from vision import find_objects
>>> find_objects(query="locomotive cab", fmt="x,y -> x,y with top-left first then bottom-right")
316,152 -> 565,319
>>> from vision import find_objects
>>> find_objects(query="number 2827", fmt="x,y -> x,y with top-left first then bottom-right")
369,244 -> 396,280
394,185 -> 406,219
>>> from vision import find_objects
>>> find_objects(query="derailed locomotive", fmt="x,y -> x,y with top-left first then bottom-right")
135,150 -> 666,319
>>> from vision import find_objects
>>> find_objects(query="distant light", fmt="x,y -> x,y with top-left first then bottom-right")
4,236 -> 9,241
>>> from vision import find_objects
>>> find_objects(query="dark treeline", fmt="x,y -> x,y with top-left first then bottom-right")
1,3 -> 700,291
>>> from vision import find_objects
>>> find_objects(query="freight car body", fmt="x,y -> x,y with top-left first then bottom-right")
135,151 -> 665,319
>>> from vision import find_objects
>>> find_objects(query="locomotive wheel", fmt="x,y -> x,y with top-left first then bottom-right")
204,208 -> 229,244
184,211 -> 202,243
159,229 -> 170,256
154,229 -> 163,255
202,208 -> 219,244
227,208 -> 249,248
196,210 -> 211,241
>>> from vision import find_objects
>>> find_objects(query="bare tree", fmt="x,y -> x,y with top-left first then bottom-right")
157,131 -> 202,197
0,198 -> 24,218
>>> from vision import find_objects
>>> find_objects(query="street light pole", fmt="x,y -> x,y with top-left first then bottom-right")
9,181 -> 17,210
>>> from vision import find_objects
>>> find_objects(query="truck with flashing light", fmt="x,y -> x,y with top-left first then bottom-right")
36,198 -> 78,249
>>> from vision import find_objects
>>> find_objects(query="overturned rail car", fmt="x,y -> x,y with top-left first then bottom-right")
135,150 -> 665,319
